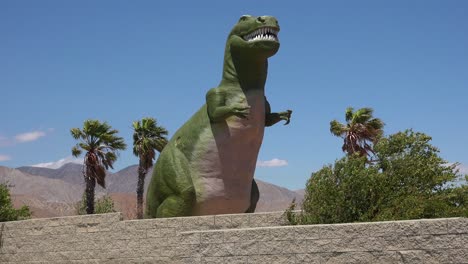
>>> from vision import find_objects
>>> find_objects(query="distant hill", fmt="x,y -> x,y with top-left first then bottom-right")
17,162 -> 84,185
0,166 -> 83,204
3,163 -> 304,219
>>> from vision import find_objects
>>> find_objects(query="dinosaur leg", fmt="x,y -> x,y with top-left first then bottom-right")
156,190 -> 195,218
146,143 -> 196,218
245,179 -> 259,213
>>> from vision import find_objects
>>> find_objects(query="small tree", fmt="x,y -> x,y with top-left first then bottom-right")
71,119 -> 126,214
0,183 -> 31,222
291,130 -> 467,225
330,107 -> 384,160
132,117 -> 168,219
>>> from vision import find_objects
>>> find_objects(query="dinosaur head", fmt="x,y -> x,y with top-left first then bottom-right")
228,15 -> 280,58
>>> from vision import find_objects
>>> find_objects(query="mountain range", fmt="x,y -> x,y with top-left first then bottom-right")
1,163 -> 304,219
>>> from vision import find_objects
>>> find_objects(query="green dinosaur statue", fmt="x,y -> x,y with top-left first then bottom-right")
146,15 -> 292,218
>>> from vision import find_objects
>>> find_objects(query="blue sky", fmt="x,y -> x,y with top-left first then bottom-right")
1,1 -> 467,190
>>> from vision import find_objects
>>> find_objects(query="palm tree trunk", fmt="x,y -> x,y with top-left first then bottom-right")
85,176 -> 96,214
136,164 -> 146,219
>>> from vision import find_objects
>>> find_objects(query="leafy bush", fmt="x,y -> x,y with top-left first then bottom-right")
0,183 -> 31,222
76,193 -> 116,215
289,130 -> 468,225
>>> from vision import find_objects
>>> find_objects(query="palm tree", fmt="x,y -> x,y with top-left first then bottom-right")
330,107 -> 384,159
132,117 -> 168,219
71,119 -> 126,214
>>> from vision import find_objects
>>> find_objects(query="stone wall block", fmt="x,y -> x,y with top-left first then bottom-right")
101,257 -> 172,264
294,225 -> 320,240
232,240 -> 258,256
447,217 -> 468,234
213,214 -> 233,229
149,217 -> 185,229
200,242 -> 235,257
296,253 -> 330,264
203,256 -> 225,263
270,226 -> 297,241
433,248 -> 468,263
383,235 -> 420,251
181,215 -> 215,231
397,250 -> 445,264
411,234 -> 467,251
200,231 -> 224,244
223,228 -> 272,243
180,231 -> 201,244
179,256 -> 202,264
318,222 -> 369,239
247,254 -> 296,264
278,239 -> 309,254
144,233 -> 180,246
320,251 -> 404,264
230,214 -> 251,229
257,240 -> 288,255
367,220 -> 423,237
249,211 -> 287,227
223,256 -> 248,264
419,218 -> 448,235
305,238 -> 335,253
177,244 -> 206,258
122,219 -> 162,230
146,227 -> 176,238
111,229 -> 147,240
335,236 -> 385,252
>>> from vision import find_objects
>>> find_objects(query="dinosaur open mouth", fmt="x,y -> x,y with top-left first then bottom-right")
243,27 -> 279,42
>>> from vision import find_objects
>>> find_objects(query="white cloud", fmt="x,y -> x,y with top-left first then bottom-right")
0,154 -> 11,162
257,158 -> 288,168
32,156 -> 82,169
15,131 -> 46,143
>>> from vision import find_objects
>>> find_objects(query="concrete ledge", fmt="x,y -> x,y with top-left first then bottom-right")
1,212 -> 466,263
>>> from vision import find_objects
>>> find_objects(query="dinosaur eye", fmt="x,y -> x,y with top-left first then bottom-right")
239,15 -> 251,22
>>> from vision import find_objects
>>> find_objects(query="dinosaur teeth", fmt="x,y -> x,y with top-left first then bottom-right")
243,27 -> 279,42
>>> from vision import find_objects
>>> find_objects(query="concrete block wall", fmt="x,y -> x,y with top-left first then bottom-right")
0,212 -> 466,263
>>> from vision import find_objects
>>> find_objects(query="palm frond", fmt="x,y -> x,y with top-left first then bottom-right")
367,118 -> 385,130
352,108 -> 373,124
132,117 -> 168,169
330,120 -> 347,137
332,107 -> 385,160
71,146 -> 82,157
70,128 -> 82,140
71,119 -> 126,189
345,107 -> 354,122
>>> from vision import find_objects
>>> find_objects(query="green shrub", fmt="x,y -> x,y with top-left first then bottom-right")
0,183 -> 31,222
76,193 -> 116,215
289,130 -> 468,225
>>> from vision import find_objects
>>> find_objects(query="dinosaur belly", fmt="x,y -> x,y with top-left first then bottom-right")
191,91 -> 265,215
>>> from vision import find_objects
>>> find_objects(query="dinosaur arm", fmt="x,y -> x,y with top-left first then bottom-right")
206,88 -> 250,122
265,97 -> 292,127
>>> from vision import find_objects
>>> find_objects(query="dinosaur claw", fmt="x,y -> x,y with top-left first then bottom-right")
282,110 -> 292,125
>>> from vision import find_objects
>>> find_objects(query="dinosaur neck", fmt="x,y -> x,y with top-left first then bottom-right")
220,43 -> 268,91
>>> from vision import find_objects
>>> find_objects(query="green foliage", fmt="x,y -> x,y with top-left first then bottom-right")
0,183 -> 31,222
291,130 -> 468,225
132,117 -> 168,170
76,193 -> 116,215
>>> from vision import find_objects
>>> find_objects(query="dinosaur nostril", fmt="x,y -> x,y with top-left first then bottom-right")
257,16 -> 265,23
